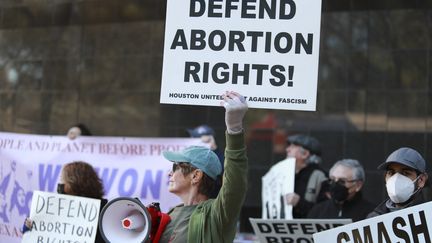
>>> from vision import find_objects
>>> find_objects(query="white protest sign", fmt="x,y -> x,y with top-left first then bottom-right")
250,218 -> 352,243
161,0 -> 322,111
21,191 -> 100,243
0,131 -> 206,243
262,158 -> 295,219
313,201 -> 432,243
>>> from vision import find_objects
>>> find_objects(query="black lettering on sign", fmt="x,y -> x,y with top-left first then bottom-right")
189,0 -> 296,20
212,62 -> 230,83
272,223 -> 287,234
170,29 -> 313,55
337,232 -> 350,243
36,194 -> 45,213
300,223 -> 314,235
266,236 -> 278,243
257,222 -> 272,233
392,216 -> 410,242
190,30 -> 206,50
232,63 -> 250,84
183,62 -> 295,87
190,0 -> 206,17
377,222 -> 390,243
170,29 -> 188,49
184,62 -> 201,82
315,223 -> 332,232
352,226 -> 372,243
408,211 -> 430,243
286,223 -> 299,234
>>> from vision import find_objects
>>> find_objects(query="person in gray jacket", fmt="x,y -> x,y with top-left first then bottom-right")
282,134 -> 327,218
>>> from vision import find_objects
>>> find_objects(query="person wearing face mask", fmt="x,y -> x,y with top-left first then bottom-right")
307,159 -> 375,222
281,134 -> 327,218
22,161 -> 107,243
367,147 -> 429,218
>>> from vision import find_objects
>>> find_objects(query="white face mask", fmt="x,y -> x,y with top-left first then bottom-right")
386,173 -> 419,204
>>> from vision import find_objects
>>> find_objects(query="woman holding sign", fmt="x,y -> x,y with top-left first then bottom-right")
23,161 -> 108,243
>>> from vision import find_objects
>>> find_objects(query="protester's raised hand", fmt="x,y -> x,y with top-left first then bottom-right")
24,218 -> 33,229
22,217 -> 33,233
285,192 -> 300,206
220,91 -> 248,134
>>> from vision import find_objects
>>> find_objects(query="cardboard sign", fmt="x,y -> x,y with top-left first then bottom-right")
250,218 -> 352,243
262,158 -> 295,219
21,191 -> 101,243
161,0 -> 323,111
313,201 -> 432,243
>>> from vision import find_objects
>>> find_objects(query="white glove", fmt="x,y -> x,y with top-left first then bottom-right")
220,91 -> 248,134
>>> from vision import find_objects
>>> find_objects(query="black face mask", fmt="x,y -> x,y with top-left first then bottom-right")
57,183 -> 65,194
329,181 -> 349,202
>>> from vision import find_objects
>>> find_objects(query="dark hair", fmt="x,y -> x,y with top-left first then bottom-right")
177,162 -> 196,175
198,174 -> 218,197
62,161 -> 104,199
75,123 -> 92,136
177,162 -> 217,198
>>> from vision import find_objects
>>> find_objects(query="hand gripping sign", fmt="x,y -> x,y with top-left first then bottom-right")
261,158 -> 296,219
21,191 -> 101,243
313,201 -> 432,243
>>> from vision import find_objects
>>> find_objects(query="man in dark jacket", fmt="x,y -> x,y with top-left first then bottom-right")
283,134 -> 327,218
367,147 -> 429,218
307,159 -> 374,222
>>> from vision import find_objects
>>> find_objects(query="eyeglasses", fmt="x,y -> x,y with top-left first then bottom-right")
328,178 -> 357,186
172,163 -> 181,172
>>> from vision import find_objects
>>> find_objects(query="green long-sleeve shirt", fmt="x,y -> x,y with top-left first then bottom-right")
187,132 -> 248,243
161,132 -> 247,243
161,133 -> 248,243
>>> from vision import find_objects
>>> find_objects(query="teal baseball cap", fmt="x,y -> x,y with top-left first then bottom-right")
162,146 -> 222,180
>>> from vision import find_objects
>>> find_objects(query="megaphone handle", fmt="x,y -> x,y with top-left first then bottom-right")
151,213 -> 171,243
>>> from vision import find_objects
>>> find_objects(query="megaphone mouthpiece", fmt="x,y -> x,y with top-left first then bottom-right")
122,211 -> 146,230
123,218 -> 131,228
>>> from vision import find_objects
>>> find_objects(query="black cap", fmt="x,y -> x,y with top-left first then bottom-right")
287,134 -> 321,156
377,147 -> 426,173
187,125 -> 215,138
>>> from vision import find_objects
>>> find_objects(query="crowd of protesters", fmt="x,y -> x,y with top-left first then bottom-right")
18,91 -> 431,243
